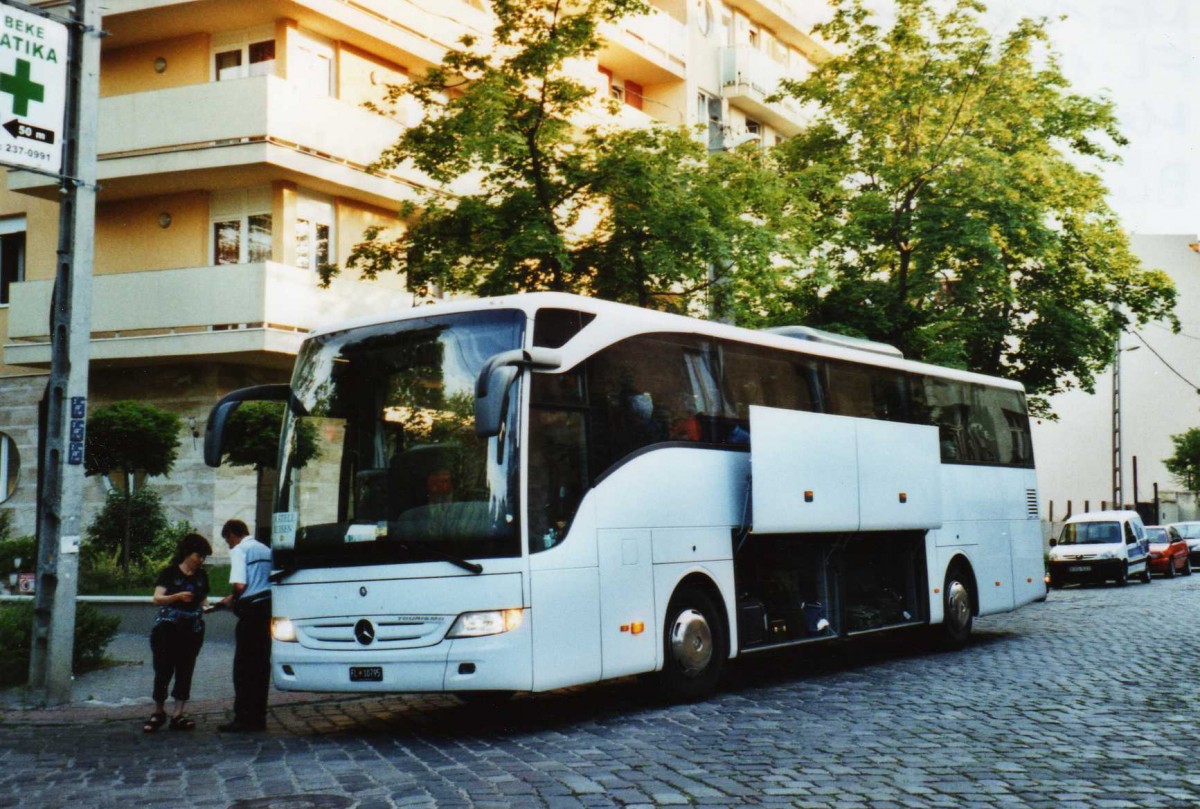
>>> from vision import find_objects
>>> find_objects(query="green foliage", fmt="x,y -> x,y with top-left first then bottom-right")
768,0 -> 1177,413
1165,428 -> 1200,491
221,401 -> 318,471
0,602 -> 119,687
330,0 -> 794,315
0,508 -> 13,541
85,400 -> 182,480
0,534 -> 35,577
83,487 -> 183,575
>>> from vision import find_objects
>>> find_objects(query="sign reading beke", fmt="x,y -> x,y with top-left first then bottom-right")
0,3 -> 67,174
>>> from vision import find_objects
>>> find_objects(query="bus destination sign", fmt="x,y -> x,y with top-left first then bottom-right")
0,3 -> 67,174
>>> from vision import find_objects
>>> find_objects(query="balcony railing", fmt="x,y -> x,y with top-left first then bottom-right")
4,261 -> 412,366
8,75 -> 428,205
599,6 -> 687,84
720,45 -> 810,135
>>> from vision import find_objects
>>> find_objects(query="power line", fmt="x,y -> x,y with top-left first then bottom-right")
1147,321 -> 1200,343
1128,329 -> 1200,395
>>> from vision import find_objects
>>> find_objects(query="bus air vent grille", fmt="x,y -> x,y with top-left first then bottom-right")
295,615 -> 453,650
1025,489 -> 1039,519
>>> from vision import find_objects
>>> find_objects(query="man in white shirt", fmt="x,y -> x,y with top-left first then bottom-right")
216,519 -> 272,732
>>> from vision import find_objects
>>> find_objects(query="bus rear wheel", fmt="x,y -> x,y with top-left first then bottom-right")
937,566 -> 974,649
657,585 -> 726,702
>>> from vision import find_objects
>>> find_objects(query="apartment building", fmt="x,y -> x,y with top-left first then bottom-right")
0,0 -> 827,542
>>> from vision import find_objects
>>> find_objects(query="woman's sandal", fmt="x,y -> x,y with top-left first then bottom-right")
168,714 -> 196,731
143,712 -> 167,733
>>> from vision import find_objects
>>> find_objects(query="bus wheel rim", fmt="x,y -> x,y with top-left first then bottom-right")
946,581 -> 971,631
670,608 -> 713,676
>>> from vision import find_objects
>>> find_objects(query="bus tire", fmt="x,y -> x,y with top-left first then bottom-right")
657,584 -> 726,702
938,565 -> 974,650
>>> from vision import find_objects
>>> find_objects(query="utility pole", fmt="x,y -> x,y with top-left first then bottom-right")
1111,334 -> 1123,509
25,0 -> 101,706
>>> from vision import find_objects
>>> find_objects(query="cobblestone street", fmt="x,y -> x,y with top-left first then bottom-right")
3,574 -> 1199,808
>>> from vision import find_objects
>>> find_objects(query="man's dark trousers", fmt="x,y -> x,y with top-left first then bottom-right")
233,597 -> 271,727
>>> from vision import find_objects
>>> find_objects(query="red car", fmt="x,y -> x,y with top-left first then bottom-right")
1147,525 -> 1192,577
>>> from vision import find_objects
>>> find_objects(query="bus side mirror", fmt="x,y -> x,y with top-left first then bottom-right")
204,384 -> 294,468
474,365 -> 519,439
474,348 -> 562,438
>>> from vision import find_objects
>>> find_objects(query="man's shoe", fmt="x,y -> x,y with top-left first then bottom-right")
217,720 -> 266,733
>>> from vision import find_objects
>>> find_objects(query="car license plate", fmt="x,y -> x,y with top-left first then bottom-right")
349,666 -> 383,682
1068,565 -> 1091,573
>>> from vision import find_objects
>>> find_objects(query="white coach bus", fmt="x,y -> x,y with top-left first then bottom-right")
205,292 -> 1043,700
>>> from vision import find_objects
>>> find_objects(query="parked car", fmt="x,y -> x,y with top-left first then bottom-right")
1146,525 -> 1192,577
1047,510 -> 1152,587
1170,521 -> 1200,564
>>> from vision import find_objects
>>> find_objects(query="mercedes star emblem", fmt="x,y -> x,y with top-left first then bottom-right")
354,619 -> 376,645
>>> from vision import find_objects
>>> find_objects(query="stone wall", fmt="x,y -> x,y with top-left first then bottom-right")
0,361 -> 290,562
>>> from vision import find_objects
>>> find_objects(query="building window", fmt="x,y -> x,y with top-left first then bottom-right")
698,91 -> 723,151
745,118 -> 761,136
215,39 -> 275,81
0,432 -> 18,502
295,191 -> 334,271
0,216 -> 26,306
290,30 -> 336,98
211,188 -> 273,265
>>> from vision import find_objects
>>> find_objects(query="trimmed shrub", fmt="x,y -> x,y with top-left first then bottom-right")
0,602 -> 118,687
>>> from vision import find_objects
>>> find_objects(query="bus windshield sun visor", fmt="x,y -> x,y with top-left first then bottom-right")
204,384 -> 307,468
474,348 -> 562,438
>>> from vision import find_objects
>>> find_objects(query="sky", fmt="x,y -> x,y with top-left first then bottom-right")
860,1 -> 1200,236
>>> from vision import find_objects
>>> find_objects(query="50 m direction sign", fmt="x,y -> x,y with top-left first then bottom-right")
0,3 -> 66,174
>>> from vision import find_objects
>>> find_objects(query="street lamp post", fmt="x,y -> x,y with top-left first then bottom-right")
1111,336 -> 1140,508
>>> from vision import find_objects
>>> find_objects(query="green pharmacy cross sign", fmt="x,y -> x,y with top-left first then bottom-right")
0,4 -> 67,174
2,58 -> 44,116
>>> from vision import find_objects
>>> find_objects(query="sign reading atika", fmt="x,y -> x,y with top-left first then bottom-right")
0,3 -> 67,174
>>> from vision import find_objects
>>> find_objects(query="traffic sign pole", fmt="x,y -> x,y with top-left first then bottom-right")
22,0 -> 100,706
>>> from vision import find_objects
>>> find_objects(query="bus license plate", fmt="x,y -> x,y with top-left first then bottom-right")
349,666 -> 383,682
1068,565 -> 1091,573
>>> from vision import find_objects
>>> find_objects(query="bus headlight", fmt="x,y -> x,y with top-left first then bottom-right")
271,617 -> 298,642
447,608 -> 523,638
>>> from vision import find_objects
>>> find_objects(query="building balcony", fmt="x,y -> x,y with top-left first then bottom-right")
3,261 -> 412,368
599,6 -> 688,86
7,75 -> 428,209
720,45 -> 810,136
98,0 -> 493,72
723,0 -> 831,61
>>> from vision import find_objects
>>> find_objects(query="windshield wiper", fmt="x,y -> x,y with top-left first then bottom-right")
398,543 -> 483,575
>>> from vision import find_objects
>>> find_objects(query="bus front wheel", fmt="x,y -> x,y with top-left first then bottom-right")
657,585 -> 726,701
938,566 -> 974,649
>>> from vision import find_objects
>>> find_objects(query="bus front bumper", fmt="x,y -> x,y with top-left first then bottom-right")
272,619 -> 534,693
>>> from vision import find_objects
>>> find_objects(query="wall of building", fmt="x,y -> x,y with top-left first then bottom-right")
101,34 -> 211,98
1030,234 -> 1200,520
94,192 -> 211,274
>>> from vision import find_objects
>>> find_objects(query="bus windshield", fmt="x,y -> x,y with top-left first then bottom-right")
274,309 -> 524,571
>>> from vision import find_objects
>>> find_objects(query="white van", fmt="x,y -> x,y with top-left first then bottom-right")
1047,510 -> 1152,587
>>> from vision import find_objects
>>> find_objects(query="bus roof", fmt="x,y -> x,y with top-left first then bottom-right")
307,292 -> 1027,392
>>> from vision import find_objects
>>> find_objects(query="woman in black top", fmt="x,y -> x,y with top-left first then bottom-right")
143,533 -> 212,732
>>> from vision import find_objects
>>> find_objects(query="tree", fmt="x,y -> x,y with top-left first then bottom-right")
85,400 -> 181,491
1165,428 -> 1200,491
220,402 -> 318,539
326,0 -> 797,316
84,401 -> 181,572
768,0 -> 1177,414
84,487 -> 170,575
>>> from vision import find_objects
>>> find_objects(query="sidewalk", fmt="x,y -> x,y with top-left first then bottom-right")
0,630 -> 324,725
